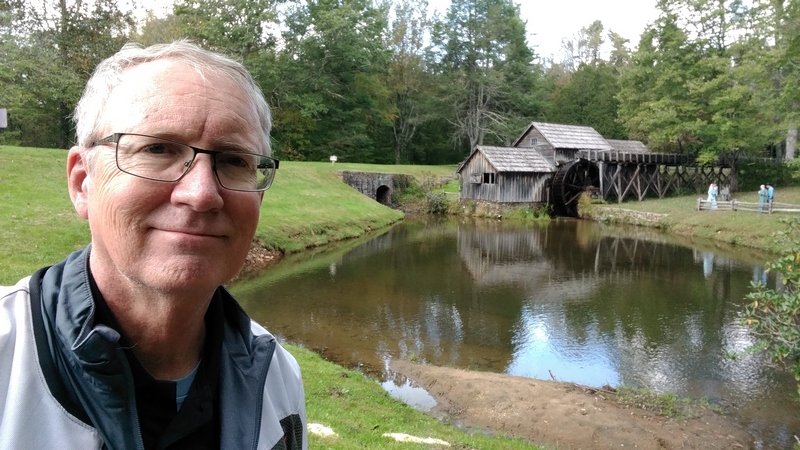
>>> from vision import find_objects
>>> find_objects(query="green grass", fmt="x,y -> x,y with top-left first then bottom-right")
612,386 -> 724,421
290,344 -> 539,449
0,147 -> 92,283
584,186 -> 800,254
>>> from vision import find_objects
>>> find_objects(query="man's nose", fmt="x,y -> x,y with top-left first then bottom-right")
171,154 -> 224,211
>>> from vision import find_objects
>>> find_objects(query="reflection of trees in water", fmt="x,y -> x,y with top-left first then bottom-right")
456,221 -> 764,395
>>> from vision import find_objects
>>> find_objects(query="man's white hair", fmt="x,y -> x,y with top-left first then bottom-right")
72,40 -> 271,156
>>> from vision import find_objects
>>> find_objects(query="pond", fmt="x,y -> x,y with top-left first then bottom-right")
232,218 -> 799,448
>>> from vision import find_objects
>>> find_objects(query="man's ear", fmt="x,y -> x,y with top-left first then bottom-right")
67,146 -> 90,219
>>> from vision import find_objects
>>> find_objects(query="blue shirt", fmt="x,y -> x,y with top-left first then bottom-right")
768,186 -> 774,200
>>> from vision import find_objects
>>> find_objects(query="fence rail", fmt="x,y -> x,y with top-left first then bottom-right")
696,199 -> 800,214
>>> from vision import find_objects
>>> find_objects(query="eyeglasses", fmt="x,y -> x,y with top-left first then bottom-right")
92,133 -> 279,192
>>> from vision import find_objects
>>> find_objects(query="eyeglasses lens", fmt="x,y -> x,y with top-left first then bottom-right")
115,134 -> 275,191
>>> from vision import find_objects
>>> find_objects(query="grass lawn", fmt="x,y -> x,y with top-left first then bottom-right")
590,186 -> 800,254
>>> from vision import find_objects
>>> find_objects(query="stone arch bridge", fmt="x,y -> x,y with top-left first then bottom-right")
339,171 -> 415,207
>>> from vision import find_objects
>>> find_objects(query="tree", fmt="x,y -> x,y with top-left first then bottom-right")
618,10 -> 702,153
560,20 -> 605,72
385,0 -> 435,164
618,0 -> 789,168
133,12 -> 184,46
429,0 -> 542,153
266,0 -> 393,163
607,31 -> 631,71
174,0 -> 279,60
549,63 -> 625,139
2,0 -> 134,148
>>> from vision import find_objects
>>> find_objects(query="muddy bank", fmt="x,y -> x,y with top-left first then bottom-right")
391,360 -> 755,450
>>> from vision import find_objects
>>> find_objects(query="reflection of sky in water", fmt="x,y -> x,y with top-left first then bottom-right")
506,306 -> 620,386
381,379 -> 437,412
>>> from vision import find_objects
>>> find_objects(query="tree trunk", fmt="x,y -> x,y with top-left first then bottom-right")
786,128 -> 797,160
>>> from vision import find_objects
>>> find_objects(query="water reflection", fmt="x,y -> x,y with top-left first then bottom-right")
232,218 -> 799,448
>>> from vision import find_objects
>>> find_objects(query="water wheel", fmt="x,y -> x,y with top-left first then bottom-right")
551,159 -> 600,217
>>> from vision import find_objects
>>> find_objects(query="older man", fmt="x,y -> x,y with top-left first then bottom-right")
0,41 -> 306,449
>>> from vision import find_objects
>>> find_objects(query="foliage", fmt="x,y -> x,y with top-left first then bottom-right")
1,0 -> 134,148
618,0 -> 794,160
429,0 -> 544,153
614,386 -> 714,421
267,0 -> 394,163
735,159 -> 793,191
549,62 -> 625,139
174,0 -> 279,60
505,206 -> 552,221
424,191 -> 450,214
744,218 -> 800,399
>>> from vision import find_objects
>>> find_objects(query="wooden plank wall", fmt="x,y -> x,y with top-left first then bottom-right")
461,172 -> 550,203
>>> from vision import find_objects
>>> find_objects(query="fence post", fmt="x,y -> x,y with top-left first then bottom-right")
696,198 -> 701,210
732,199 -> 736,211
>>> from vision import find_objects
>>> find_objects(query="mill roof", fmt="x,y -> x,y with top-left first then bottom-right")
605,139 -> 651,153
457,146 -> 555,174
513,122 -> 612,151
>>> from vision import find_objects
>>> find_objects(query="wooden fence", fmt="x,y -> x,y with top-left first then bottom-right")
696,199 -> 800,214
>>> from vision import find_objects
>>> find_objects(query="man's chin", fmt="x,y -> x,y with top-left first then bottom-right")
135,260 -> 239,293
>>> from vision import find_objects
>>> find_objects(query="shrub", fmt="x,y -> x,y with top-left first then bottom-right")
425,191 -> 450,215
743,218 -> 800,402
735,159 -> 793,191
506,205 -> 552,221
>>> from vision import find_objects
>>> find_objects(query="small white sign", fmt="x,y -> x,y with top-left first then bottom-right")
330,155 -> 337,164
0,109 -> 7,128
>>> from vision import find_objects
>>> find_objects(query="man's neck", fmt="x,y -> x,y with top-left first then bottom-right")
89,268 -> 213,381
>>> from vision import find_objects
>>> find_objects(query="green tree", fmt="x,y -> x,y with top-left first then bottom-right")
549,63 -> 625,139
133,12 -> 184,46
2,0 -> 134,148
386,0 -> 435,164
618,10 -> 701,153
607,30 -> 631,71
267,0 -> 393,163
430,0 -> 542,153
174,0 -> 279,60
618,0 -> 789,168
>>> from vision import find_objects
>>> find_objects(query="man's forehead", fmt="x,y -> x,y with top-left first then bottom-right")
99,59 -> 254,135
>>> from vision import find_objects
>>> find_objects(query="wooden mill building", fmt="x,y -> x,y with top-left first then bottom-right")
456,122 -> 721,216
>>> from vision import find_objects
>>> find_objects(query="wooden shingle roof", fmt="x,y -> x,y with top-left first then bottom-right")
513,122 -> 612,151
457,146 -> 555,174
606,139 -> 650,153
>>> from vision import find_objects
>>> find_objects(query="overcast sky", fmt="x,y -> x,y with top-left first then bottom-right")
430,0 -> 661,61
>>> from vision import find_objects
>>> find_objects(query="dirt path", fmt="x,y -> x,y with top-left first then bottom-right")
391,360 -> 755,450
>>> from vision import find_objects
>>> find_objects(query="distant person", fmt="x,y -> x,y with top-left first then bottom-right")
766,183 -> 775,212
758,184 -> 769,213
0,41 -> 307,448
707,182 -> 718,210
719,185 -> 730,201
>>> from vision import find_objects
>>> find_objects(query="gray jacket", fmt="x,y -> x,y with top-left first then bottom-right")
0,247 -> 307,449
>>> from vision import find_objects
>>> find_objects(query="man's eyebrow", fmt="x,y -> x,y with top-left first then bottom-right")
211,136 -> 255,152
